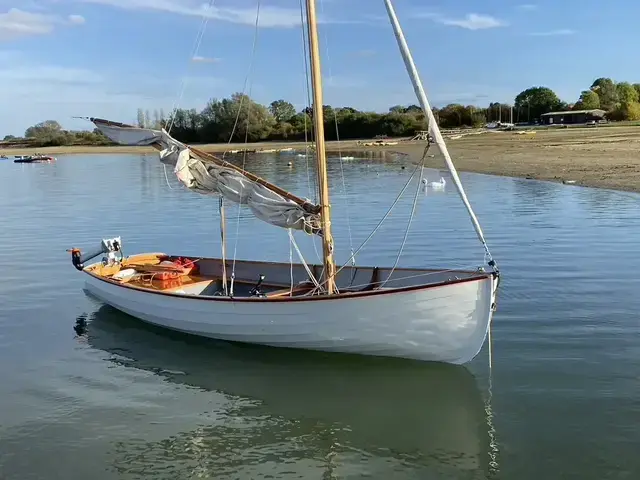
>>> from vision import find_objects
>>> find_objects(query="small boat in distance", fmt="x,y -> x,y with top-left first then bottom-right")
67,0 -> 501,365
13,154 -> 56,163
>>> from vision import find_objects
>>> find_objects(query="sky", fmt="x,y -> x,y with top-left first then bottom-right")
0,0 -> 638,136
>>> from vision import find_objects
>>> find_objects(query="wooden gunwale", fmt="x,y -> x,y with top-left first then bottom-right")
84,254 -> 494,303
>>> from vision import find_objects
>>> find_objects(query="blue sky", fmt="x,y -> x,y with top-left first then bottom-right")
0,0 -> 638,136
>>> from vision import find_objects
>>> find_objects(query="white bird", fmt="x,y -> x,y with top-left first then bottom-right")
423,177 -> 446,189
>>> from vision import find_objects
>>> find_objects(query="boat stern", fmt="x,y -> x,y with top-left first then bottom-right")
67,237 -> 123,271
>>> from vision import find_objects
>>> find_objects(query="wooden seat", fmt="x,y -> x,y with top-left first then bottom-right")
267,283 -> 316,298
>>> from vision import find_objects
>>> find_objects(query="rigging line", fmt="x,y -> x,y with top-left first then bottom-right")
223,3 -> 262,158
298,0 -> 322,263
288,230 -> 294,296
313,159 -> 424,291
288,230 -> 322,289
166,0 -> 217,135
383,0 -> 498,273
380,146 -> 428,288
318,0 -> 356,269
219,197 -> 229,296
229,0 -> 262,297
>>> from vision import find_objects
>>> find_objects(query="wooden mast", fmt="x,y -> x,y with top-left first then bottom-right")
305,0 -> 337,294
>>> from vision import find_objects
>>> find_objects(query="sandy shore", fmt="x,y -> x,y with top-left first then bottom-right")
3,126 -> 640,193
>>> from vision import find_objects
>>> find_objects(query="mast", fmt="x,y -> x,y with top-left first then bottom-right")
305,0 -> 337,294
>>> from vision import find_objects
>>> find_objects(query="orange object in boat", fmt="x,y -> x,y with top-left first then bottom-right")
155,270 -> 183,281
173,257 -> 199,275
155,276 -> 184,289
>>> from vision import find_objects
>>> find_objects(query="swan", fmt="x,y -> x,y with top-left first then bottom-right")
423,177 -> 446,189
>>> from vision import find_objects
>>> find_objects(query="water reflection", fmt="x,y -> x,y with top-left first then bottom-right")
575,185 -> 640,218
78,305 -> 495,479
510,178 -> 561,217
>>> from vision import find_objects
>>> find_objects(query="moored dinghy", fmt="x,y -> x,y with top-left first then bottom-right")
68,0 -> 501,364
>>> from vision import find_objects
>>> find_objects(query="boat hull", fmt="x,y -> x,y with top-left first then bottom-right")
83,265 -> 496,364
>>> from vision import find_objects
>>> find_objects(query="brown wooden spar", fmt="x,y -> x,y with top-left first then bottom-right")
88,117 -> 321,216
304,0 -> 337,294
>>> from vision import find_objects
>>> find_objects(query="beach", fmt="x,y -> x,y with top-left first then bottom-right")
3,125 -> 640,193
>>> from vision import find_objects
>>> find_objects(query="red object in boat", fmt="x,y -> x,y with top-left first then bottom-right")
173,257 -> 199,275
153,258 -> 199,280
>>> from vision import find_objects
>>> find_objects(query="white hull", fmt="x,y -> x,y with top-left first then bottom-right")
83,259 -> 497,364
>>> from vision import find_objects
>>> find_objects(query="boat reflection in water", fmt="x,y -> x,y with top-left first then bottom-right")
77,304 -> 498,479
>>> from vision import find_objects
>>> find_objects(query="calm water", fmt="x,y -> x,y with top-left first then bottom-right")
0,152 -> 639,479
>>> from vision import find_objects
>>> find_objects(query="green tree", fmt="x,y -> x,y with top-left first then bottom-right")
616,82 -> 639,105
269,100 -> 296,123
574,90 -> 600,110
625,102 -> 640,121
590,78 -> 618,111
200,93 -> 275,142
136,108 -> 145,128
24,120 -> 62,138
514,87 -> 563,122
20,120 -> 113,147
486,102 -> 512,122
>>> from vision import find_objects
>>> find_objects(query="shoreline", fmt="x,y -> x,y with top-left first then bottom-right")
3,126 -> 640,194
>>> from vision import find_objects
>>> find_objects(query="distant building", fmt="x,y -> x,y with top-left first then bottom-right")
540,109 -> 606,125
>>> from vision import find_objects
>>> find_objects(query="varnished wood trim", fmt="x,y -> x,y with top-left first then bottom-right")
84,262 -> 493,303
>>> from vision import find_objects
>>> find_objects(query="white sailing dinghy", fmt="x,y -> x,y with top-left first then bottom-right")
68,0 -> 501,364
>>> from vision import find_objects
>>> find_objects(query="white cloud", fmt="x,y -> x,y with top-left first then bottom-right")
414,12 -> 506,30
191,55 -> 221,63
0,8 -> 84,41
438,13 -> 506,30
71,0 -> 371,27
0,65 -> 102,84
68,14 -> 86,24
0,55 -> 225,136
528,29 -> 576,36
73,0 -> 311,28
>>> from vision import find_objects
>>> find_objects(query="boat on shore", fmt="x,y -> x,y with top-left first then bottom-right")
67,0 -> 501,364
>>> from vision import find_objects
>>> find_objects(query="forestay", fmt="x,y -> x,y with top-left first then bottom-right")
91,119 -> 321,234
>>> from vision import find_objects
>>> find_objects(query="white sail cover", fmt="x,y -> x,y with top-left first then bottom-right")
93,120 -> 320,233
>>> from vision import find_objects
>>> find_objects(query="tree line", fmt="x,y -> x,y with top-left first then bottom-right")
2,120 -> 112,147
140,94 -> 430,144
5,77 -> 640,147
124,77 -> 640,142
514,78 -> 640,123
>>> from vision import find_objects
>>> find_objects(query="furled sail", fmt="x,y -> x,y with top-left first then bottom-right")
90,118 -> 321,234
